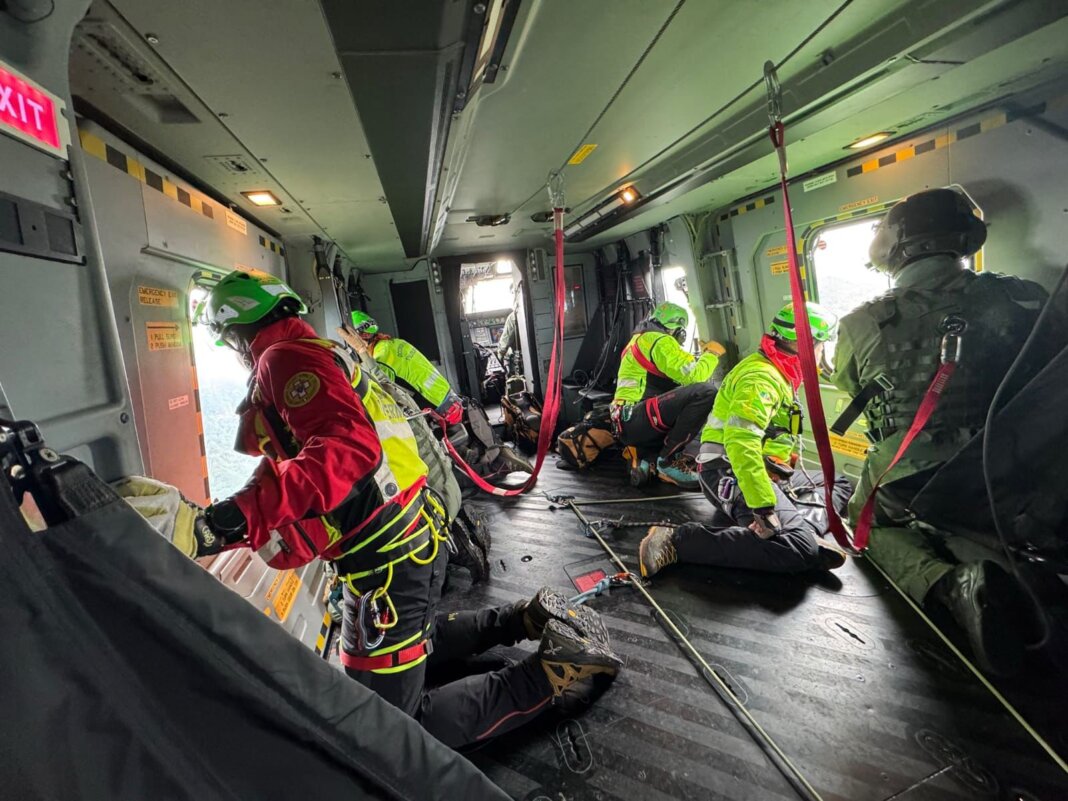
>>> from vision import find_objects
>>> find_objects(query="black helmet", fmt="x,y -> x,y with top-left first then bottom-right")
868,188 -> 987,275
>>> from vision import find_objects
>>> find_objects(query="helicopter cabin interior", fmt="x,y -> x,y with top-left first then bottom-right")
0,1 -> 1066,800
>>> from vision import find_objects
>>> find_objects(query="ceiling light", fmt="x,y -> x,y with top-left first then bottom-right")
241,190 -> 282,206
847,132 -> 893,150
619,187 -> 639,204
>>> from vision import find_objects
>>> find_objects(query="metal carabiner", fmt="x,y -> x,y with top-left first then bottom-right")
356,592 -> 386,651
938,314 -> 967,364
547,170 -> 566,210
763,60 -> 783,127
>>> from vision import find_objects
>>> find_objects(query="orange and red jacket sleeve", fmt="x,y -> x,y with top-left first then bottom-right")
232,342 -> 383,550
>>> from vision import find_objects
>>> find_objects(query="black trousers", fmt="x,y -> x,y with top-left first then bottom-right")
672,462 -> 822,573
619,383 -> 717,459
340,545 -> 552,748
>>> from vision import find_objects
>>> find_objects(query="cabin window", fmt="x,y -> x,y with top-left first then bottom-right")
809,216 -> 892,323
660,265 -> 697,351
461,260 -> 515,314
188,286 -> 260,500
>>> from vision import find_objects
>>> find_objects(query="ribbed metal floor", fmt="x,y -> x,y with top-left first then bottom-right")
440,458 -> 1068,801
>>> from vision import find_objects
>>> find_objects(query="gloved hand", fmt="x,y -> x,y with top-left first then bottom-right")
748,508 -> 782,539
701,340 -> 727,357
111,475 -> 202,558
337,324 -> 371,357
196,498 -> 249,557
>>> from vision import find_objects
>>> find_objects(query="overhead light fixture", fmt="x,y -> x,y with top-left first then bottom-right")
619,186 -> 639,204
241,189 -> 282,206
846,132 -> 893,150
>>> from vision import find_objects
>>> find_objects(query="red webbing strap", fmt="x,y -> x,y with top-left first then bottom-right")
851,361 -> 956,549
435,206 -> 568,497
627,337 -> 668,378
769,120 -> 853,550
339,640 -> 429,672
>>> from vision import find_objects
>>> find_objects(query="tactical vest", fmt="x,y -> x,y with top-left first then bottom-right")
614,328 -> 678,405
236,338 -> 438,582
855,273 -> 1040,442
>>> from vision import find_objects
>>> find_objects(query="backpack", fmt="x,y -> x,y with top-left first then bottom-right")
501,391 -> 542,451
556,409 -> 618,469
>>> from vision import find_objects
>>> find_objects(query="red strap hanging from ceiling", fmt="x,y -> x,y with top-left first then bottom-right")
434,173 -> 568,497
764,62 -> 854,551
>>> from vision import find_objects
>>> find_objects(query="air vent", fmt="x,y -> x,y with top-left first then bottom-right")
204,155 -> 257,175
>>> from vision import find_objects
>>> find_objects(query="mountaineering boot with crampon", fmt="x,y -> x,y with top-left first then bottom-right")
639,525 -> 678,578
816,538 -> 848,571
656,452 -> 699,490
539,619 -> 624,696
930,560 -> 1030,677
522,586 -> 611,646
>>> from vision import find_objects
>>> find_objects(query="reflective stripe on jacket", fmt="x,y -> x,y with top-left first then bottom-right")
371,336 -> 457,412
701,351 -> 797,509
613,328 -> 718,406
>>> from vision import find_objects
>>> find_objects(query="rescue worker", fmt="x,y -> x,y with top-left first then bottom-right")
831,188 -> 1047,675
612,302 -> 723,488
350,310 -> 464,425
639,302 -> 848,576
191,270 -> 622,747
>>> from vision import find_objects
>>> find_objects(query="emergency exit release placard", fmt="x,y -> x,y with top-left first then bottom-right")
0,58 -> 69,158
146,321 -> 184,351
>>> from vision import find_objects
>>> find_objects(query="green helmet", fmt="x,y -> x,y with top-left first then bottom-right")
198,269 -> 306,345
769,302 -> 838,342
650,302 -> 689,339
350,310 -> 379,335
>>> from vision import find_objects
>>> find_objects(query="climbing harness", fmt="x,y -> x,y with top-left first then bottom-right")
764,61 -> 852,552
851,316 -> 966,550
432,172 -> 568,497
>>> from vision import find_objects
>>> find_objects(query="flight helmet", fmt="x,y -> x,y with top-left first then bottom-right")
868,188 -> 987,275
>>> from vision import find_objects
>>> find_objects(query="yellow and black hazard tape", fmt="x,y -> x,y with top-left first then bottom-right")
846,101 -> 1049,179
719,194 -> 776,222
78,128 -> 284,256
314,610 -> 333,655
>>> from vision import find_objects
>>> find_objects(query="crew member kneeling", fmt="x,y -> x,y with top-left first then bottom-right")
193,270 -> 622,747
350,310 -> 464,425
639,302 -> 847,576
612,302 -> 722,489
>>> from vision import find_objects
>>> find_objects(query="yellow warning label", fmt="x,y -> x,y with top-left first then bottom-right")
137,285 -> 178,307
568,143 -> 598,165
272,571 -> 302,622
770,260 -> 789,275
829,432 -> 869,459
145,321 -> 183,351
839,195 -> 879,212
765,245 -> 787,257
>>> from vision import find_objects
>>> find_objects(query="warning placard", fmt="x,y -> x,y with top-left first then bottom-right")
145,321 -> 183,351
770,260 -> 789,275
225,209 -> 248,235
839,195 -> 879,212
765,245 -> 787,257
137,285 -> 178,307
167,394 -> 190,411
272,571 -> 302,622
829,432 -> 869,459
568,143 -> 598,165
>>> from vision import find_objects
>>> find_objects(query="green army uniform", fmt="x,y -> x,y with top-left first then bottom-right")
833,253 -> 1048,602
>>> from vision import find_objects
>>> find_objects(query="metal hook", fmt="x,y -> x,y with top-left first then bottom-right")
763,60 -> 782,126
547,170 -> 565,209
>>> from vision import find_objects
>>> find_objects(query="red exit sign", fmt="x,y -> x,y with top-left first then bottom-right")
0,59 -> 67,158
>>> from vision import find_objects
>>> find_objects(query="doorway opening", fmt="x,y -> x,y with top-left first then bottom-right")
188,283 -> 260,501
459,259 -> 524,413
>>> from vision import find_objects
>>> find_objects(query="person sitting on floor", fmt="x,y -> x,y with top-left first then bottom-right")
639,302 -> 848,577
611,302 -> 724,489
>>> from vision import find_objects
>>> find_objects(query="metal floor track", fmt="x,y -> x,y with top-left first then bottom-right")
438,458 -> 1068,801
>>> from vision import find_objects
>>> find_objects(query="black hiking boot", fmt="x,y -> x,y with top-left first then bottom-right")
522,586 -> 611,647
539,619 -> 623,697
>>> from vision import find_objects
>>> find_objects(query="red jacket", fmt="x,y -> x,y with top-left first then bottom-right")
230,317 -> 421,566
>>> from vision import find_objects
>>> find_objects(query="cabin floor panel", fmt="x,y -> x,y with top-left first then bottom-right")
438,461 -> 1067,800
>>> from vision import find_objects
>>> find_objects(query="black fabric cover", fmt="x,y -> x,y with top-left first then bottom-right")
0,469 -> 508,801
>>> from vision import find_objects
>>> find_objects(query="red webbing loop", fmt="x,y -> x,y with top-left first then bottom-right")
339,640 -> 429,672
851,361 -> 956,549
769,120 -> 854,551
435,207 -> 568,496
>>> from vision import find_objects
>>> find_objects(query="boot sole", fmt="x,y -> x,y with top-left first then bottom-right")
529,587 -> 611,647
540,620 -> 623,696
